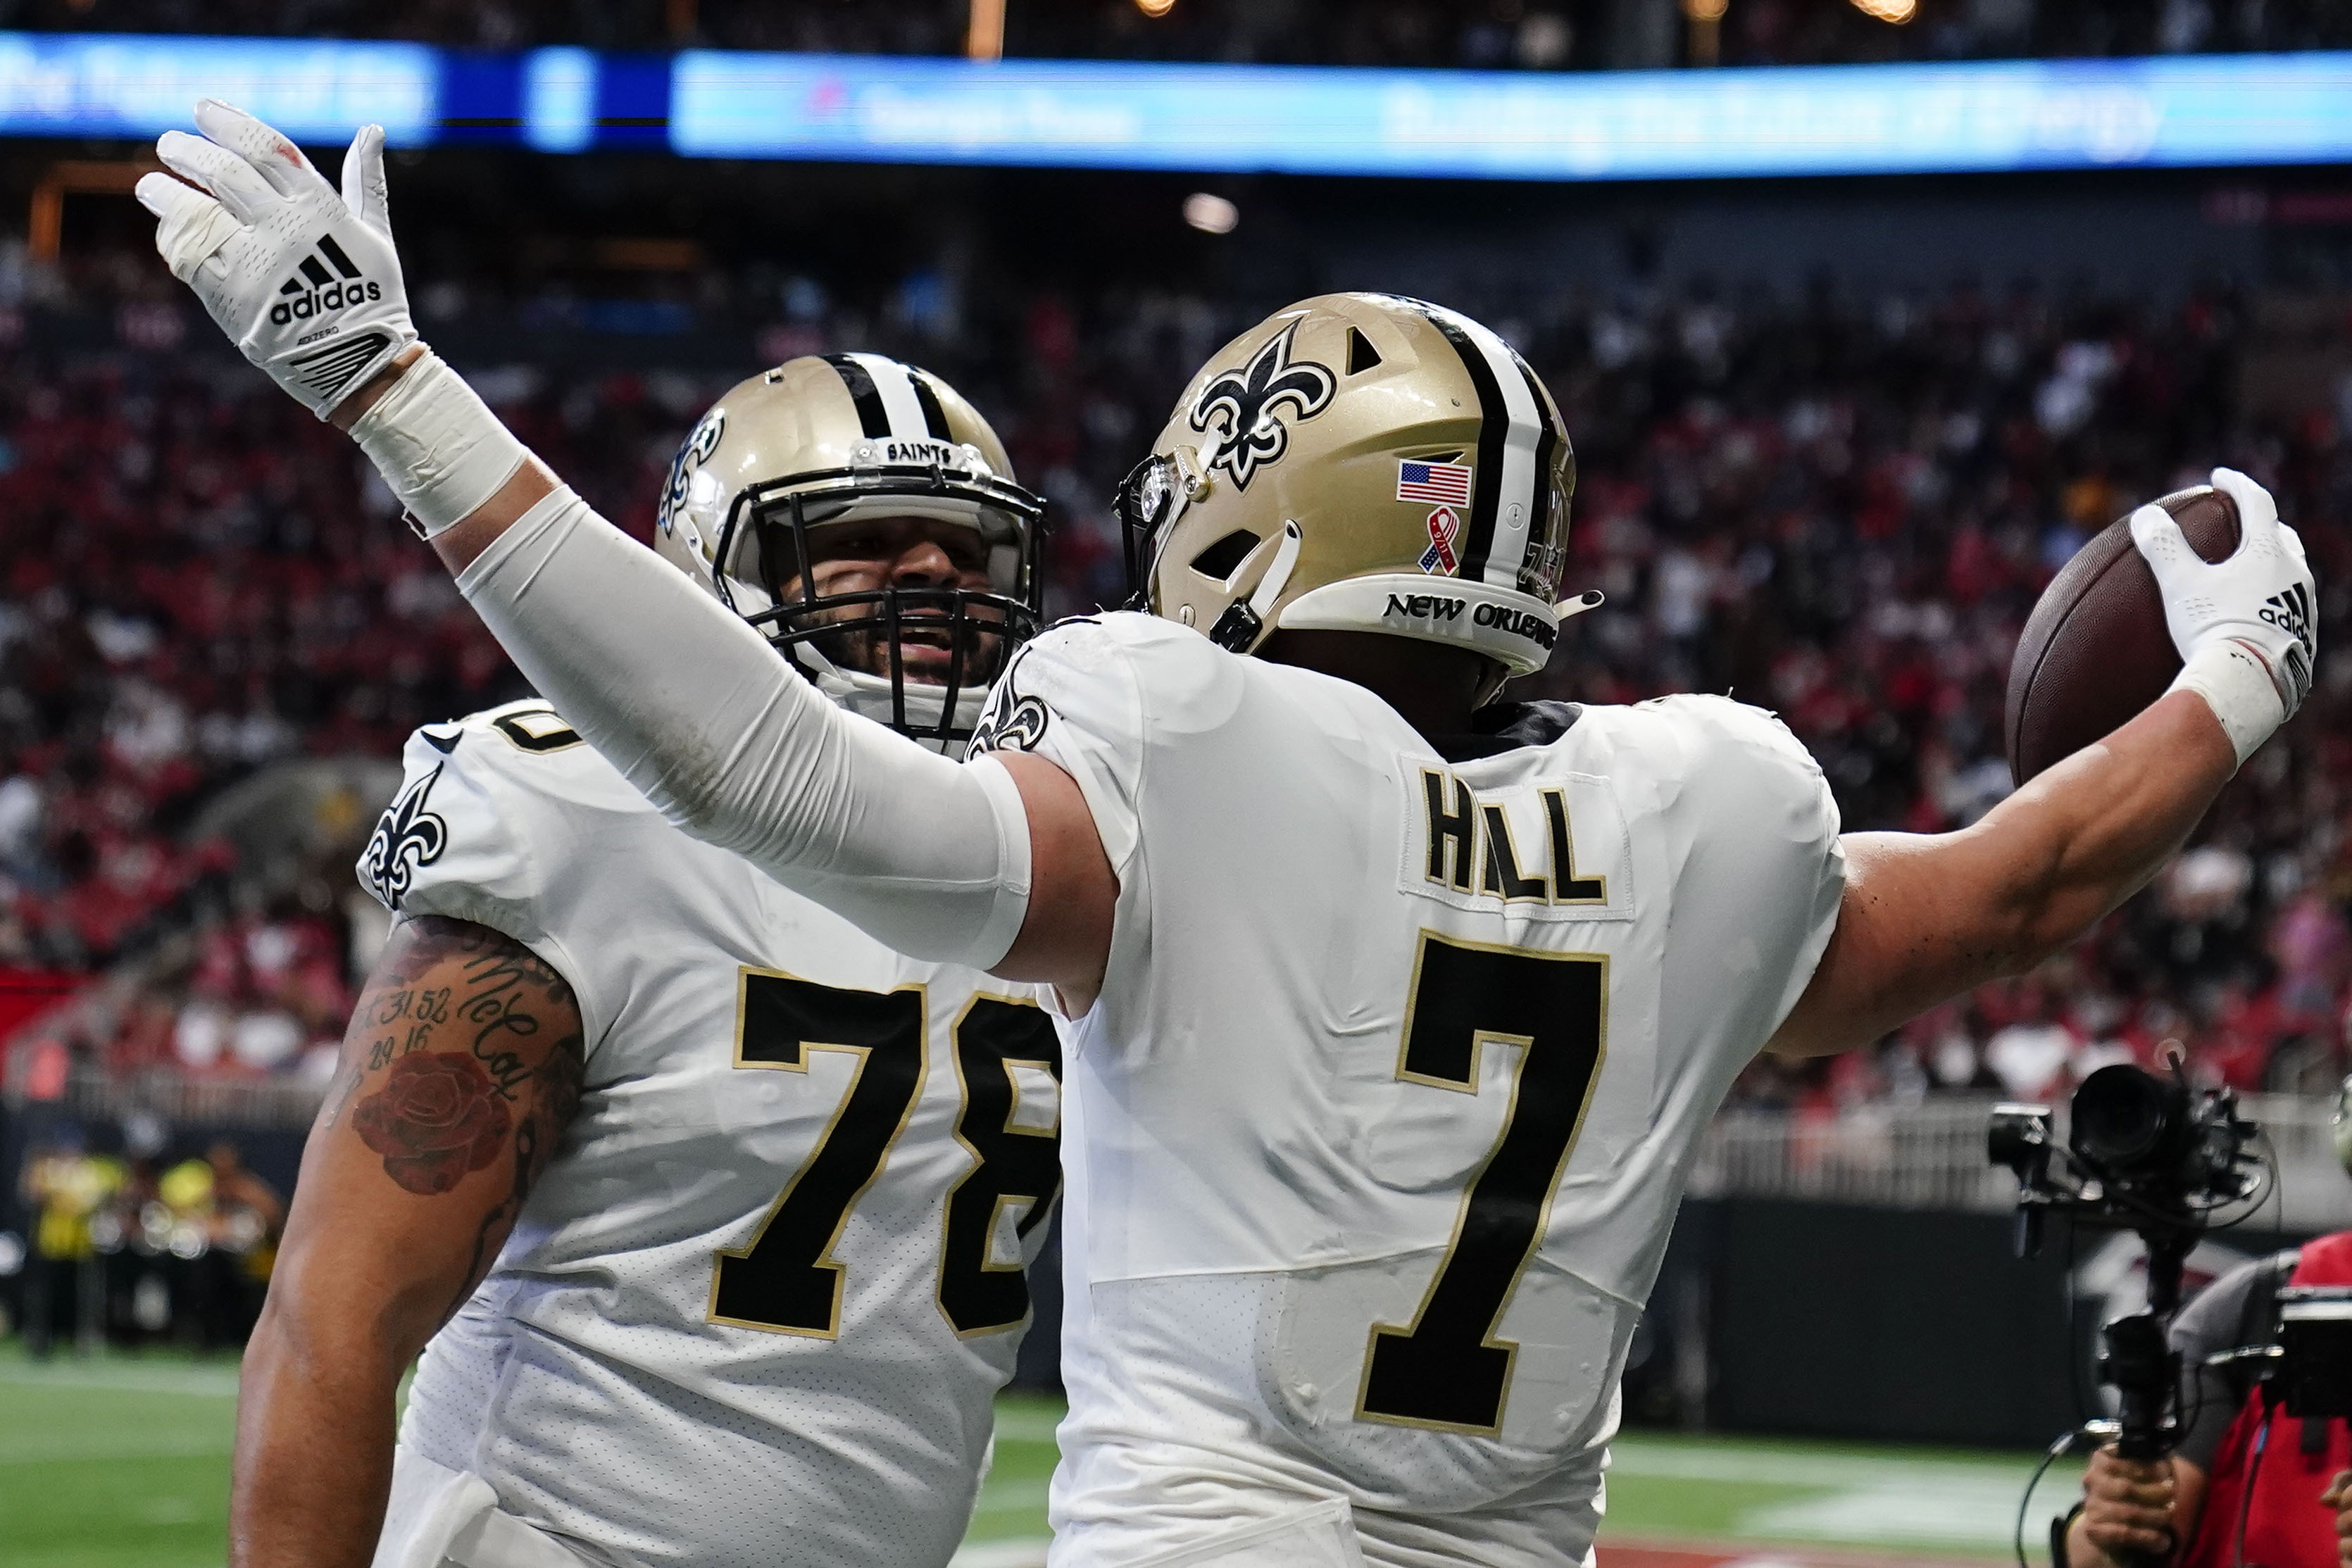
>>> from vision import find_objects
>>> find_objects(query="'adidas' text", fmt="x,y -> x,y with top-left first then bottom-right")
2262,583 -> 2315,653
270,235 -> 379,327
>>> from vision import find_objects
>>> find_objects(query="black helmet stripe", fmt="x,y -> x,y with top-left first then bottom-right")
1408,306 -> 1507,584
1404,299 -> 1545,591
1520,358 -> 1560,546
846,351 -> 932,440
822,353 -> 892,438
825,352 -> 944,441
908,368 -> 953,439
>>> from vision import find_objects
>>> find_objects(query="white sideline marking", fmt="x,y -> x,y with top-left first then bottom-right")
1609,1438 -> 2056,1491
972,1480 -> 1051,1516
951,1541 -> 1051,1568
992,1407 -> 1063,1444
1739,1475 -> 2032,1546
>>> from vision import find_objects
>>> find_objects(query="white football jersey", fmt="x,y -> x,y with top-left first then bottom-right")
358,700 -> 1061,1568
971,614 -> 1844,1568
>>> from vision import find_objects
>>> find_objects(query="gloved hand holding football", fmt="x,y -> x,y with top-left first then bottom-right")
2132,467 -> 2316,725
2006,467 -> 2317,781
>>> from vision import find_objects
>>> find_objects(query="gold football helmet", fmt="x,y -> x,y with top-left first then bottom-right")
1118,293 -> 1584,698
654,353 -> 1046,749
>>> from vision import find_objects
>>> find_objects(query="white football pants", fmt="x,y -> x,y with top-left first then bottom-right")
374,1445 -> 603,1568
1121,1500 -> 1369,1568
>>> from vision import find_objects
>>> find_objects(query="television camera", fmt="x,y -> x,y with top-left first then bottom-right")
1991,1065 -> 2265,1460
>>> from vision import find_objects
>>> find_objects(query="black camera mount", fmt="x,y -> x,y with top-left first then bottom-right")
1990,1065 -> 2266,1564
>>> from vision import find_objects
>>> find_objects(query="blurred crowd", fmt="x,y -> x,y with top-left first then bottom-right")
1,222 -> 2350,1120
0,239 -> 682,1094
1505,278 -> 2352,1111
0,0 -> 2341,70
7,1119 -> 281,1353
0,242 -> 684,983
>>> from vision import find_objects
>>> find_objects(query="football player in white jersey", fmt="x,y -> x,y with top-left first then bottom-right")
223,349 -> 1065,1568
149,108 -> 2319,1568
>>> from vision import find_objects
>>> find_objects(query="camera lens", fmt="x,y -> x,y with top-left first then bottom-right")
2072,1065 -> 2172,1171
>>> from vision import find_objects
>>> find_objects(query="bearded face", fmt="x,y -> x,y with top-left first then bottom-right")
777,514 -> 1006,684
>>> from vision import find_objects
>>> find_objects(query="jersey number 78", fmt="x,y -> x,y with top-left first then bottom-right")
1356,932 -> 1608,1436
708,970 -> 1061,1339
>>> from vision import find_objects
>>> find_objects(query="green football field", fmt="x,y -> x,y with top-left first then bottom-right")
0,1343 -> 2077,1568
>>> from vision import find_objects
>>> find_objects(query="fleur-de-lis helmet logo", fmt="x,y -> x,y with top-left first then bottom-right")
1187,323 -> 1337,491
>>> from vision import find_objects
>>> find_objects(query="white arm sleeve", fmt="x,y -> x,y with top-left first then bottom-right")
453,486 -> 1032,969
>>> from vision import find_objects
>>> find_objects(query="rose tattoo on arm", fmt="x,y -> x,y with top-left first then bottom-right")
353,1052 -> 512,1195
332,916 -> 584,1313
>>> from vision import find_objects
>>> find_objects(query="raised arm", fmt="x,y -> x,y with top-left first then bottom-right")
231,916 -> 583,1568
1770,690 -> 2232,1056
1771,468 -> 2315,1058
140,101 -> 1116,1001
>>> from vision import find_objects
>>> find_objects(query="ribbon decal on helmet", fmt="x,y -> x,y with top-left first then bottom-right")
1188,322 -> 1336,491
1420,506 -> 1461,575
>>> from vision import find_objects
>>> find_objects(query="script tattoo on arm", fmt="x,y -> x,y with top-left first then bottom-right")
232,913 -> 587,1568
333,915 -> 586,1319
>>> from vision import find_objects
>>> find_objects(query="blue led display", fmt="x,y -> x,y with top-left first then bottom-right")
1,32 -> 2348,184
670,51 -> 2352,181
0,32 -> 442,144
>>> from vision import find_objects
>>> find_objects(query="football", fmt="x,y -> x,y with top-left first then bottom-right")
2003,486 -> 2241,785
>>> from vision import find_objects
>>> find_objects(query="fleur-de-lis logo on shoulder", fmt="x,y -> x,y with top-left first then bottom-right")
1187,324 -> 1336,491
361,763 -> 449,910
966,646 -> 1051,758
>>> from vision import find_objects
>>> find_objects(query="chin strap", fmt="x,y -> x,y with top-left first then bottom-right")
1556,588 -> 1606,620
1208,521 -> 1303,652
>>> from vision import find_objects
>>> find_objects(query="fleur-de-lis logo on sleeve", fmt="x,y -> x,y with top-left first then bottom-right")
361,764 -> 449,910
966,648 -> 1051,758
1187,324 -> 1337,490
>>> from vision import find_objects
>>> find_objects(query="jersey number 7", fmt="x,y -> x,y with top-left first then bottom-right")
1357,933 -> 1607,1435
708,971 -> 1061,1338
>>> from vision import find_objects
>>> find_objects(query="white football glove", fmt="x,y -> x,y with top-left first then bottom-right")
2129,466 -> 2317,764
135,99 -> 416,418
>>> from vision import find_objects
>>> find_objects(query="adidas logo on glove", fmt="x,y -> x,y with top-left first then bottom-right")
2262,583 -> 2315,654
268,234 -> 380,325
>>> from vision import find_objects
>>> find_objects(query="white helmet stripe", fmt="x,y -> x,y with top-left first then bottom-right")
1420,303 -> 1543,591
845,351 -> 930,441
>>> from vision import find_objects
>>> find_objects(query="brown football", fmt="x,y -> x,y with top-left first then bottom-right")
2003,486 -> 2241,786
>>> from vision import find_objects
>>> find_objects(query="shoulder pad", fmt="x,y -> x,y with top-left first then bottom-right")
1636,693 -> 1822,773
358,703 -> 628,917
456,700 -> 590,758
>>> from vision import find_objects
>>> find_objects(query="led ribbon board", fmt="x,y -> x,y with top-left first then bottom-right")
671,51 -> 2352,180
0,32 -> 439,144
0,33 -> 666,151
2,32 -> 2349,182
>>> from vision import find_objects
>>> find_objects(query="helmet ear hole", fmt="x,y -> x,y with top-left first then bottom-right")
1188,528 -> 1263,583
